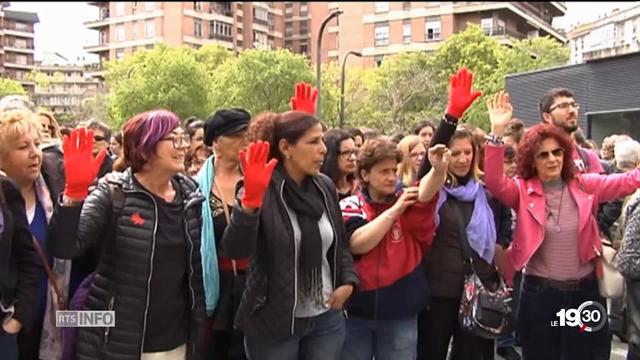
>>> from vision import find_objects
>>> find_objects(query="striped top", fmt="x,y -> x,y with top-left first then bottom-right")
525,181 -> 595,281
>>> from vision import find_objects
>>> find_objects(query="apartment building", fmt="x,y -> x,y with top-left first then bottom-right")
567,4 -> 640,64
0,5 -> 39,92
84,1 -> 290,77
33,52 -> 101,115
308,2 -> 568,68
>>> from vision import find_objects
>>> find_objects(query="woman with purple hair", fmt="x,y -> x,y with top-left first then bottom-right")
47,110 -> 206,360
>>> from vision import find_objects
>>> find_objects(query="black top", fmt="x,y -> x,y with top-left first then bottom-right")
141,179 -> 189,352
209,191 -> 228,247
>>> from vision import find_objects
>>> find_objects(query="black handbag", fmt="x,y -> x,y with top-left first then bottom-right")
451,201 -> 513,339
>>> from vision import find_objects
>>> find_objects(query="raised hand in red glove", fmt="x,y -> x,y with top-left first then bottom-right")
240,141 -> 278,209
290,82 -> 318,115
446,67 -> 483,119
62,128 -> 107,200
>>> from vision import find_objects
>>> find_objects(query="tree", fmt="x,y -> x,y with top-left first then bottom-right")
195,44 -> 234,78
0,78 -> 26,98
499,36 -> 570,78
355,51 -> 440,134
75,92 -> 109,125
209,49 -> 313,116
105,44 -> 211,127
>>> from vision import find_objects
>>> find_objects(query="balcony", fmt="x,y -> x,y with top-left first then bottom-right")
3,29 -> 34,38
482,26 -> 525,39
84,63 -> 106,79
209,32 -> 233,42
4,61 -> 35,70
211,2 -> 233,17
84,43 -> 110,54
84,17 -> 110,29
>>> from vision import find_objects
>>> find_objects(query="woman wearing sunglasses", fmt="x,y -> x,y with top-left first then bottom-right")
47,110 -> 206,360
485,92 -> 640,359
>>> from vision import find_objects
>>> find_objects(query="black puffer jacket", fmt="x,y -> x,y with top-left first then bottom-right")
47,169 -> 206,360
0,176 -> 41,329
222,170 -> 359,341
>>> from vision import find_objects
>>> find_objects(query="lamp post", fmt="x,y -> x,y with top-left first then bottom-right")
339,51 -> 362,129
316,9 -> 343,120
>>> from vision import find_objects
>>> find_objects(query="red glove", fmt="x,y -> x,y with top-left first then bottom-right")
62,128 -> 107,200
290,82 -> 318,115
446,67 -> 482,119
240,141 -> 278,209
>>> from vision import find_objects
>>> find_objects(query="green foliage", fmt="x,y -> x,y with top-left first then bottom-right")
105,44 -> 211,128
195,44 -> 234,78
209,49 -> 313,116
0,78 -> 27,98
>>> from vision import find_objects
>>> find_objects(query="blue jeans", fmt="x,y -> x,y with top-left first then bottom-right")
341,316 -> 417,360
519,274 -> 611,360
244,309 -> 346,360
0,326 -> 18,360
497,271 -> 522,349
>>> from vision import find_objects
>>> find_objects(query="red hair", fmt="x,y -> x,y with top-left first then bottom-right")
516,124 -> 576,181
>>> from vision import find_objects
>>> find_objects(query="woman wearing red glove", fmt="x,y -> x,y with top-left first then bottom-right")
221,110 -> 359,360
47,110 -> 206,360
414,68 -> 502,360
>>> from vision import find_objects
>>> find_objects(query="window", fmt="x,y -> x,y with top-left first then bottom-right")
145,20 -> 155,38
14,38 -> 27,49
115,2 -> 125,16
194,2 -> 203,11
285,40 -> 293,47
374,55 -> 384,67
132,21 -> 139,39
403,2 -> 411,11
115,49 -> 125,61
374,22 -> 389,46
286,24 -> 293,36
497,19 -> 505,35
210,20 -> 232,38
237,40 -> 243,47
300,20 -> 309,34
253,31 -> 268,47
253,7 -> 268,22
403,21 -> 412,43
15,55 -> 27,65
194,19 -> 202,37
116,24 -> 125,41
300,4 -> 308,15
132,1 -> 138,14
374,2 -> 389,13
268,13 -> 275,31
14,70 -> 24,80
100,30 -> 108,44
15,22 -> 28,31
285,6 -> 293,15
425,17 -> 441,41
145,2 -> 155,11
481,17 -> 493,35
300,43 -> 308,54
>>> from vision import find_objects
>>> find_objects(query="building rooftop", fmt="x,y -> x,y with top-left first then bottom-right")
4,9 -> 39,23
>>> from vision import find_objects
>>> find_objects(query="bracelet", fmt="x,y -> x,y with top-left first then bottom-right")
485,133 -> 504,145
443,113 -> 458,126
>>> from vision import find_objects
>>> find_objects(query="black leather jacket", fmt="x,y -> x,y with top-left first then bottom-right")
222,171 -> 358,341
47,169 -> 205,360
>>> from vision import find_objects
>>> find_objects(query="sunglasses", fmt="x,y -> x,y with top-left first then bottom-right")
94,135 -> 108,142
535,148 -> 564,160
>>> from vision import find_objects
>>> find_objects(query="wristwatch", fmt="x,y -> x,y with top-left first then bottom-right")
485,133 -> 504,145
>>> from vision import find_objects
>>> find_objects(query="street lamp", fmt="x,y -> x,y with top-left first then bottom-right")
316,9 -> 343,120
339,51 -> 362,129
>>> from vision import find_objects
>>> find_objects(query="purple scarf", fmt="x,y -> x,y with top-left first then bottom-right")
435,179 -> 497,263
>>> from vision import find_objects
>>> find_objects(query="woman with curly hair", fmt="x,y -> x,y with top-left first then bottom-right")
486,91 -> 640,359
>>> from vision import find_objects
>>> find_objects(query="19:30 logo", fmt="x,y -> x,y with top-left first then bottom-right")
550,301 -> 607,332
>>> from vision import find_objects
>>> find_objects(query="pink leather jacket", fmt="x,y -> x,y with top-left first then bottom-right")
484,143 -> 640,283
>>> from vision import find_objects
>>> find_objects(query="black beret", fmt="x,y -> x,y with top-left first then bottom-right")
203,108 -> 251,146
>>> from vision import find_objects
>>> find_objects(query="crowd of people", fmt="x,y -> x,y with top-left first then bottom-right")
1,67 -> 640,360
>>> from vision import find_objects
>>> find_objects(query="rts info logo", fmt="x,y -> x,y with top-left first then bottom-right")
550,301 -> 607,332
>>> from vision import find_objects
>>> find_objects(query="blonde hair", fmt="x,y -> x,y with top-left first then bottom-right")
0,110 -> 40,156
396,135 -> 424,187
37,110 -> 62,139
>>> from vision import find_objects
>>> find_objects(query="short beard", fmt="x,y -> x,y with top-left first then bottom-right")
553,118 -> 578,134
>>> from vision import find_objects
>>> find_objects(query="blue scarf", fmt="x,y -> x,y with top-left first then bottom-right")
196,155 -> 220,316
435,179 -> 497,263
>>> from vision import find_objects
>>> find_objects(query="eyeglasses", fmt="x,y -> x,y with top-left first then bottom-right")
410,151 -> 426,159
535,147 -> 564,160
41,123 -> 55,132
339,149 -> 358,157
94,135 -> 108,142
161,135 -> 191,149
549,101 -> 579,112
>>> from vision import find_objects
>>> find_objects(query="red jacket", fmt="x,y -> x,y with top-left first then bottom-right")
339,190 -> 437,319
484,143 -> 640,283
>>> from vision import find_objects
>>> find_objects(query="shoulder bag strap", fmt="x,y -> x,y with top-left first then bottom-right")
31,237 -> 66,311
213,181 -> 236,276
449,199 -> 476,275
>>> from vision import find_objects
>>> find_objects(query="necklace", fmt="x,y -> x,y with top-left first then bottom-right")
546,184 -> 565,233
